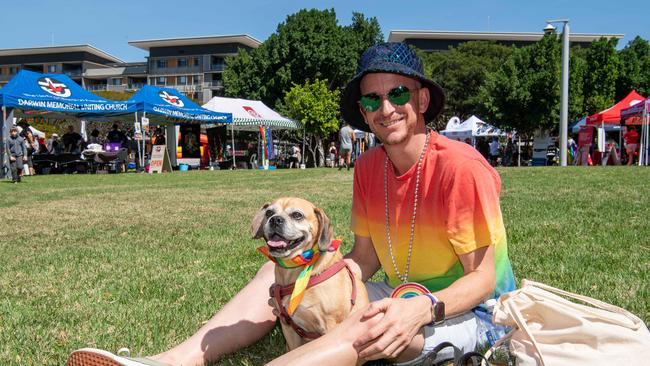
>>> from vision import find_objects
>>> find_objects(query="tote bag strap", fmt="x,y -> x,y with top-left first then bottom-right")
506,299 -> 547,366
522,280 -> 643,328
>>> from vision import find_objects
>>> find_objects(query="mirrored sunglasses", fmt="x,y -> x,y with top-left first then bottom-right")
359,85 -> 414,112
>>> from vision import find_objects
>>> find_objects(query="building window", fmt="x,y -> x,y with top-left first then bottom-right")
178,58 -> 187,68
193,57 -> 200,67
47,65 -> 57,73
111,78 -> 122,86
155,76 -> 166,85
156,59 -> 167,69
192,75 -> 201,84
9,66 -> 18,74
177,76 -> 188,85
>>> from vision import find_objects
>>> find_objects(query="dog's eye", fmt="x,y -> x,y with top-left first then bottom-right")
291,212 -> 304,220
265,210 -> 274,218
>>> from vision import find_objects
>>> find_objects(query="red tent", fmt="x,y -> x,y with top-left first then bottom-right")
586,90 -> 645,126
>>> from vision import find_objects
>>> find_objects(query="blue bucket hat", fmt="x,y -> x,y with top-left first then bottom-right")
341,42 -> 445,132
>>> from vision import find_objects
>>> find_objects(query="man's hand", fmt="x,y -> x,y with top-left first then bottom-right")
22,156 -> 27,162
353,296 -> 430,361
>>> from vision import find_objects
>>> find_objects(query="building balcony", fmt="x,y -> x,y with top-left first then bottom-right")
64,70 -> 83,77
161,84 -> 201,92
203,80 -> 224,88
206,63 -> 225,72
149,66 -> 201,75
85,84 -> 139,92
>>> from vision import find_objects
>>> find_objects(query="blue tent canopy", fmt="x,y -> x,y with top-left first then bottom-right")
0,70 -> 136,117
128,85 -> 231,123
570,117 -> 622,133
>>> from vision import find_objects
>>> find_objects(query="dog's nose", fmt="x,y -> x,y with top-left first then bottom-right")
270,215 -> 285,228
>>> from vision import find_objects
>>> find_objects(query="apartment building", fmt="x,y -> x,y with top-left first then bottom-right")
128,35 -> 261,103
388,30 -> 625,51
83,62 -> 148,92
0,45 -> 124,88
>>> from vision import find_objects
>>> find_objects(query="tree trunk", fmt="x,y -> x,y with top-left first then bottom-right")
315,136 -> 325,167
306,135 -> 317,168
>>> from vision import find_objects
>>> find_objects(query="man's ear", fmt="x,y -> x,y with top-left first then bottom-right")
358,102 -> 370,123
314,207 -> 333,251
418,87 -> 430,114
251,203 -> 270,239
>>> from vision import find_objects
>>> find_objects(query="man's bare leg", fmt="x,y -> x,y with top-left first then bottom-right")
266,305 -> 424,366
153,262 -> 276,366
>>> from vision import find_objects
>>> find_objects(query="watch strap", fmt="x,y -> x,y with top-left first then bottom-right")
423,293 -> 445,326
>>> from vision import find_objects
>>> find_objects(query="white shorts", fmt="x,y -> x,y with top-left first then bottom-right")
365,281 -> 479,366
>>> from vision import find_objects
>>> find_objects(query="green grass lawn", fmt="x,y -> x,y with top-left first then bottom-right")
0,167 -> 648,365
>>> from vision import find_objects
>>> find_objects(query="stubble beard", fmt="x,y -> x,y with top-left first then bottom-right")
370,116 -> 416,147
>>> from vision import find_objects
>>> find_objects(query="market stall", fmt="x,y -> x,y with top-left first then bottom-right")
440,115 -> 505,144
586,90 -> 645,127
202,97 -> 301,169
620,97 -> 650,165
584,90 -> 645,165
0,70 -> 137,177
126,85 -> 231,169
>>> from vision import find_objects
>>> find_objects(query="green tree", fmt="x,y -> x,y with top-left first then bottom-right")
480,35 -> 561,135
616,36 -> 650,99
223,47 -> 267,102
224,8 -> 382,108
282,79 -> 341,166
569,51 -> 588,121
583,37 -> 620,114
420,41 -> 513,126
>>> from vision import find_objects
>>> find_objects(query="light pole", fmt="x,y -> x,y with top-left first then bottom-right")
544,19 -> 570,167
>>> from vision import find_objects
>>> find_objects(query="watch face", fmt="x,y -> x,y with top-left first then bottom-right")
434,302 -> 445,323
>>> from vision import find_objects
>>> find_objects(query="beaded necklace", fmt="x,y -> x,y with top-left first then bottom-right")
383,129 -> 430,283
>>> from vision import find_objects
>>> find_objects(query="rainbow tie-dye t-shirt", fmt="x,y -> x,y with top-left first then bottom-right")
351,132 -> 515,300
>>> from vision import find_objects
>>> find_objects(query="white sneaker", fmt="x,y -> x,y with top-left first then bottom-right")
67,348 -> 171,366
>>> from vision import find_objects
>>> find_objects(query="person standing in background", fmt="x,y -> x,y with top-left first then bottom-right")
339,122 -> 355,171
623,126 -> 639,166
7,127 -> 27,183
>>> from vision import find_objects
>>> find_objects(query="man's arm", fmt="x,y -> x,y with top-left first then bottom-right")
433,245 -> 495,317
344,234 -> 381,282
21,139 -> 28,159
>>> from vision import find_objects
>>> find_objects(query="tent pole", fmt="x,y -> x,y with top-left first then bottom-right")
301,127 -> 305,166
1,106 -> 6,179
134,111 -> 140,172
142,112 -> 147,170
639,110 -> 648,166
231,123 -> 236,169
517,136 -> 521,167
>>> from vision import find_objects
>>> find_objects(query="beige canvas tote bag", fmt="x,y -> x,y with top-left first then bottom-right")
490,279 -> 650,366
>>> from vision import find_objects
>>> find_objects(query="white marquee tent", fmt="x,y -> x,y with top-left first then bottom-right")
202,97 -> 301,131
441,115 -> 505,142
202,97 -> 302,167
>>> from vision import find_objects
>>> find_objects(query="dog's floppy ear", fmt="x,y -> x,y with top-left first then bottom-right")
314,207 -> 333,251
251,203 -> 270,239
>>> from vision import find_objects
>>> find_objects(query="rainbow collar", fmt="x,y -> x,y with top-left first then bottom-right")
257,239 -> 342,269
258,238 -> 343,316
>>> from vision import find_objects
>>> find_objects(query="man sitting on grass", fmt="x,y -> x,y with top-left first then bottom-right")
67,42 -> 515,366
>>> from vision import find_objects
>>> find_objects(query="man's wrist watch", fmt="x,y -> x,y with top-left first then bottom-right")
423,293 -> 445,326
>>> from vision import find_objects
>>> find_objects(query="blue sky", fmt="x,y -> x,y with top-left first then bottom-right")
2,0 -> 647,62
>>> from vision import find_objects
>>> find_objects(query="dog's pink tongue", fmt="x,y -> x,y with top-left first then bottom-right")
267,237 -> 288,248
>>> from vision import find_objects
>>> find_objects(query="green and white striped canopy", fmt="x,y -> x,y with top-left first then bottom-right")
202,97 -> 302,131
